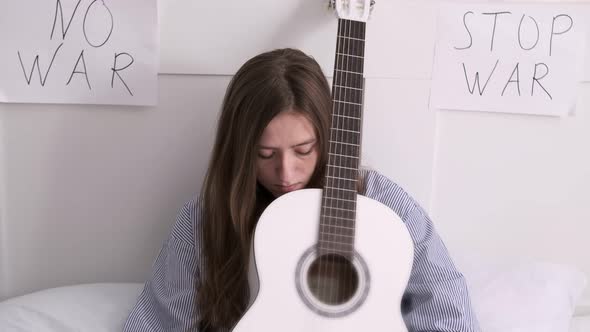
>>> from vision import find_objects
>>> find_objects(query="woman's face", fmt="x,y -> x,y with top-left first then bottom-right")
256,110 -> 319,197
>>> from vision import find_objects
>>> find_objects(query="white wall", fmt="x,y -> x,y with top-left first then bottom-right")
0,75 -> 228,299
0,111 -> 6,299
431,86 -> 590,305
0,0 -> 588,307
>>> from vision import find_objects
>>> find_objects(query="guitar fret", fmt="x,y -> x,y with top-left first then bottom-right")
320,224 -> 355,231
322,216 -> 355,223
333,66 -> 364,72
336,52 -> 364,59
330,139 -> 360,146
334,90 -> 363,105
333,84 -> 363,91
335,62 -> 364,74
333,114 -> 360,122
338,35 -> 365,42
317,246 -> 353,254
319,239 -> 354,247
323,196 -> 355,203
326,175 -> 356,182
328,151 -> 359,161
323,207 -> 356,215
321,210 -> 356,221
323,206 -> 356,213
324,186 -> 356,193
328,145 -> 360,160
326,170 -> 358,183
333,75 -> 363,89
318,237 -> 355,250
338,20 -> 365,37
325,185 -> 358,197
336,38 -> 365,54
332,122 -> 361,131
331,128 -> 360,134
335,69 -> 362,75
329,163 -> 358,171
329,152 -> 359,159
324,192 -> 357,201
332,107 -> 362,119
334,80 -> 363,90
330,132 -> 360,146
334,100 -> 362,106
320,232 -> 354,239
336,43 -> 364,53
322,206 -> 356,215
327,165 -> 357,171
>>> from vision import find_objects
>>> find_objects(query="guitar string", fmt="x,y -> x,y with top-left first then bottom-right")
335,17 -> 356,305
320,17 -> 342,305
356,18 -> 365,303
330,17 -> 344,305
330,16 -> 349,303
330,17 -> 346,305
353,19 -> 365,302
338,17 -> 352,305
335,18 -> 356,305
328,17 -> 347,306
342,18 -> 364,304
344,18 -> 355,303
320,17 -> 366,307
340,21 -> 356,304
340,17 -> 353,305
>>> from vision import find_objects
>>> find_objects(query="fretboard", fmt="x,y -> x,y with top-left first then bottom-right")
318,18 -> 366,256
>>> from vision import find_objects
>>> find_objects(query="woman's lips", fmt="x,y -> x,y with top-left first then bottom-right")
276,183 -> 300,193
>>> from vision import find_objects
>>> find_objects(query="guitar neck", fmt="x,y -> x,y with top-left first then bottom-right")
319,19 -> 367,255
329,19 -> 366,182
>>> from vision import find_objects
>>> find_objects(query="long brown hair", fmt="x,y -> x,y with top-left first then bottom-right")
197,48 -> 332,330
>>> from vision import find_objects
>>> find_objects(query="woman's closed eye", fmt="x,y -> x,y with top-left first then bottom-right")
295,147 -> 314,156
257,146 -> 314,160
258,150 -> 274,159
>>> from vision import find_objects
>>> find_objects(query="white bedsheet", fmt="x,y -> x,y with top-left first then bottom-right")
0,282 -> 588,331
0,283 -> 143,332
0,256 -> 587,331
570,315 -> 590,332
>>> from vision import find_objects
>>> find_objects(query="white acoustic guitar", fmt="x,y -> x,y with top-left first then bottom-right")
233,1 -> 414,331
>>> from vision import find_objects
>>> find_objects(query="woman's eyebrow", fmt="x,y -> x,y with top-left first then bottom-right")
292,138 -> 316,148
258,138 -> 316,150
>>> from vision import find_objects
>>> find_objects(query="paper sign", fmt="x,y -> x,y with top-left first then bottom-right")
430,3 -> 587,116
0,0 -> 159,106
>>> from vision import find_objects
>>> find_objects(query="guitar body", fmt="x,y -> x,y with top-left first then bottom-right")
232,189 -> 414,331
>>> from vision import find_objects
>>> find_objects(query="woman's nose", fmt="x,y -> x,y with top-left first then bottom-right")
277,153 -> 296,183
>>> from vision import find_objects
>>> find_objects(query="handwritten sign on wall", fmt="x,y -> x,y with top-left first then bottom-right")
0,1 -> 158,106
430,3 -> 588,116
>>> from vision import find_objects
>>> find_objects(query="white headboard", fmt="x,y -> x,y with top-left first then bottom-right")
1,0 -> 588,307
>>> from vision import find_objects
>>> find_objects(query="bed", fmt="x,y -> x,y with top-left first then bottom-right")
571,315 -> 590,332
0,257 -> 587,331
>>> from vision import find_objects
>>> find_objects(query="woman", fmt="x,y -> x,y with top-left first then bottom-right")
123,48 -> 480,331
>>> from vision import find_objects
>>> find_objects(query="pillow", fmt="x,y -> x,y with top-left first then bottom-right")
0,283 -> 143,332
455,254 -> 588,332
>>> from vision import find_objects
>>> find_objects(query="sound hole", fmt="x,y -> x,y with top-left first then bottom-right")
306,253 -> 359,305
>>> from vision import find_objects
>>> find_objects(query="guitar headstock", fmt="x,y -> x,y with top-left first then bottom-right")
329,0 -> 375,22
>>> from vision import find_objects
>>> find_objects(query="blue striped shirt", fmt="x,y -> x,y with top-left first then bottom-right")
123,169 -> 480,331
